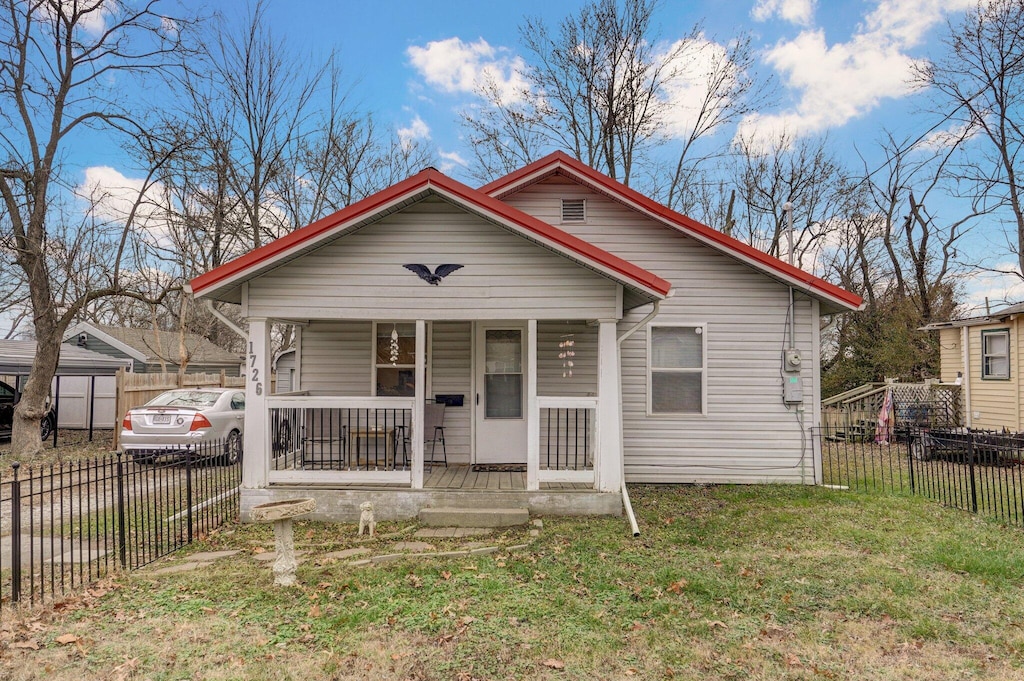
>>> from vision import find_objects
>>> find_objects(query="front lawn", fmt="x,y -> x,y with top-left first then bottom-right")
2,484 -> 1022,680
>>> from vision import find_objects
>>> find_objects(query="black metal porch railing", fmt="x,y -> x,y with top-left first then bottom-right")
541,407 -> 595,471
1,439 -> 241,611
269,407 -> 412,471
818,426 -> 1024,526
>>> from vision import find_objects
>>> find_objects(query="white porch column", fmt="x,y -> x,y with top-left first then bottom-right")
597,319 -> 623,492
526,319 -> 539,491
412,319 -> 426,489
244,317 -> 271,489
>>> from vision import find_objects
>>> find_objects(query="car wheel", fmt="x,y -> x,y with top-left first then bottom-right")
39,414 -> 55,441
273,420 -> 292,455
223,430 -> 243,466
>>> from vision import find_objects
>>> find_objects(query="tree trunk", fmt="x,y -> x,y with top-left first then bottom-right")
12,322 -> 62,457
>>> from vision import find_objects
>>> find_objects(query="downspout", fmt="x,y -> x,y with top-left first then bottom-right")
195,293 -> 247,341
616,297 -> 665,537
961,325 -> 972,428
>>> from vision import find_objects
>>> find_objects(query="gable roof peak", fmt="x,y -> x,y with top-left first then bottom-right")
481,152 -> 863,313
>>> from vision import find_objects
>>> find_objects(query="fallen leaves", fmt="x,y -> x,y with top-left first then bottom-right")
11,639 -> 40,650
666,578 -> 688,594
54,633 -> 79,645
541,658 -> 565,669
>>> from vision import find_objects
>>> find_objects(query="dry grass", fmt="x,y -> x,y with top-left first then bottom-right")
1,484 -> 1023,680
0,430 -> 116,478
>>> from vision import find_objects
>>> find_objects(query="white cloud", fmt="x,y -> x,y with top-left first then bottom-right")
397,115 -> 431,150
39,0 -> 111,37
919,121 -> 975,150
961,265 -> 1024,315
408,37 -> 528,104
657,36 -> 739,139
737,0 -> 975,147
438,150 -> 468,175
77,166 -> 170,236
751,0 -> 816,26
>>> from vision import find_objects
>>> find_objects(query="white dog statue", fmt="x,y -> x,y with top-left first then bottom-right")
358,501 -> 376,537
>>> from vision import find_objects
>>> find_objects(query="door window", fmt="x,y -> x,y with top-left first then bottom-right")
485,329 -> 523,418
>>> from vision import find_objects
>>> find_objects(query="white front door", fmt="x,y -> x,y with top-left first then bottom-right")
474,323 -> 528,464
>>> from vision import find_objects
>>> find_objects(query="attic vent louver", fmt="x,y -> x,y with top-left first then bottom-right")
561,198 -> 586,222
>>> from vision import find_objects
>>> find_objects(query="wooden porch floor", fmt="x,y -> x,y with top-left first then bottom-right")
424,464 -> 593,491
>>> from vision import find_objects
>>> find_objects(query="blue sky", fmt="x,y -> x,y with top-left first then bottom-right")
75,0 -> 1021,312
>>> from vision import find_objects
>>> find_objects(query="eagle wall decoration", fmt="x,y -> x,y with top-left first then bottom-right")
403,264 -> 464,285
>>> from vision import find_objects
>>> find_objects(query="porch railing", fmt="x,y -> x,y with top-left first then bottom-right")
267,396 -> 414,484
536,396 -> 597,484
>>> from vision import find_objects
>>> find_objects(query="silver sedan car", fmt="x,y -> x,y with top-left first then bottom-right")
119,388 -> 245,464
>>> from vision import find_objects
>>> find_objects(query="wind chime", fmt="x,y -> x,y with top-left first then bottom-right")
389,324 -> 400,365
559,334 -> 575,378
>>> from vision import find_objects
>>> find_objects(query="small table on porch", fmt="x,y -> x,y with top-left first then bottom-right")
348,427 -> 400,468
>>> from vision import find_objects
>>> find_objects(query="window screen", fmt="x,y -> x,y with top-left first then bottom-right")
649,326 -> 704,414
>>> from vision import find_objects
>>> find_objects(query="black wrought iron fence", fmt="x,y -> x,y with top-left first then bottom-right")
0,439 -> 240,611
818,426 -> 1024,526
269,407 -> 412,471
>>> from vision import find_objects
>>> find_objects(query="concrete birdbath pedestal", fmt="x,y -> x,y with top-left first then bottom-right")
250,498 -> 316,586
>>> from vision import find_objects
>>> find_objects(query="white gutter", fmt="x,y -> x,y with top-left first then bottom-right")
615,297 -> 666,537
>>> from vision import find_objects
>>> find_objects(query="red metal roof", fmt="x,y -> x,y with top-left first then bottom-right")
190,167 -> 672,299
482,151 -> 864,312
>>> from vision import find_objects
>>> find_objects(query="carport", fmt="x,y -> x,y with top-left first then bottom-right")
0,340 -> 133,445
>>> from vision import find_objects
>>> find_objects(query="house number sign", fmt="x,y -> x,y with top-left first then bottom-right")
249,341 -> 264,395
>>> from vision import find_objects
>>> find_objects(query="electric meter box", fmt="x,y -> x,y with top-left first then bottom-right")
783,375 -> 804,404
783,348 -> 803,373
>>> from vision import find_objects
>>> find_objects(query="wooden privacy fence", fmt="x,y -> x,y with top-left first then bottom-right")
113,370 -> 245,448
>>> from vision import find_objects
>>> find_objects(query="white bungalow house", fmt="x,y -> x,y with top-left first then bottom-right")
189,152 -> 863,522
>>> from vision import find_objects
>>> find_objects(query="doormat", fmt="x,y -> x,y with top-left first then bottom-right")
471,464 -> 527,472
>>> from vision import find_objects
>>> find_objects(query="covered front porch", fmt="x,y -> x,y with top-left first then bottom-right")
244,316 -> 625,505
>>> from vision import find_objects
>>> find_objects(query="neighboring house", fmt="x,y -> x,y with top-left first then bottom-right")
273,348 -> 297,394
0,339 -> 132,429
189,152 -> 863,522
64,322 -> 243,376
923,302 -> 1024,431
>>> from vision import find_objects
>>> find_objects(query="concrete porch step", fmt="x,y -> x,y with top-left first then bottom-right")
419,506 -> 529,528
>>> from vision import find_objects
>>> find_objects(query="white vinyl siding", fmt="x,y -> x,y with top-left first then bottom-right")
298,321 -> 372,396
246,197 -> 618,321
504,177 -> 818,484
430,321 -> 471,463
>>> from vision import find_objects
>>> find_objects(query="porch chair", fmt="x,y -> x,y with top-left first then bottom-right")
400,401 -> 447,470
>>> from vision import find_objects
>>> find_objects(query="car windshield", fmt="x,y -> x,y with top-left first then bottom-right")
146,391 -> 221,408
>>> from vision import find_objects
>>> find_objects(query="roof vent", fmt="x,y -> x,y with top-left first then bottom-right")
561,198 -> 586,223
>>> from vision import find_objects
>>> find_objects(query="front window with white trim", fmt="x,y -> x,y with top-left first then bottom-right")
648,325 -> 705,414
981,329 -> 1010,380
374,322 -> 417,396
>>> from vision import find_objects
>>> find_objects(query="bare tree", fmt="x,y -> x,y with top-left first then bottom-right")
663,32 -> 767,212
464,0 -> 682,185
0,0 -> 195,455
728,133 -> 850,269
212,2 -> 324,250
918,0 -> 1024,279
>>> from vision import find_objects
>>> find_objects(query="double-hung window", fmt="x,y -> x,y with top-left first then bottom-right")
374,322 -> 417,396
981,329 -> 1010,380
648,325 -> 706,414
